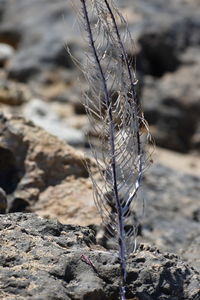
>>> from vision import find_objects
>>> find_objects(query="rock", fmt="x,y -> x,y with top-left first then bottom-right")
0,0 -> 79,82
138,16 -> 200,77
8,52 -> 41,82
0,43 -> 14,65
0,112 -> 199,258
23,98 -> 85,146
32,177 -> 100,226
142,56 -> 200,152
96,159 -> 200,272
0,79 -> 31,105
153,146 -> 200,176
0,0 -> 199,156
1,0 -> 197,82
0,113 -> 98,225
181,236 -> 200,273
117,1 -> 200,153
141,163 -> 200,265
0,213 -> 199,300
0,187 -> 7,213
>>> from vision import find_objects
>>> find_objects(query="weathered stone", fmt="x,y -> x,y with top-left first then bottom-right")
0,113 -> 98,225
142,163 -> 200,266
0,213 -> 199,300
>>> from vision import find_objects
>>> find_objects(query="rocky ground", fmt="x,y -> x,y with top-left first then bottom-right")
0,213 -> 200,300
0,0 -> 200,299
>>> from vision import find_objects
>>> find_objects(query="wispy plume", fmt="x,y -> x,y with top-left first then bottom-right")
77,0 -> 151,298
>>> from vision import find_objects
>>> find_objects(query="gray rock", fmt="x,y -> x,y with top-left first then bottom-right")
142,163 -> 200,268
138,16 -> 200,77
23,98 -> 85,146
0,213 -> 199,300
0,0 -> 199,83
142,55 -> 200,152
0,0 -> 80,82
181,235 -> 200,273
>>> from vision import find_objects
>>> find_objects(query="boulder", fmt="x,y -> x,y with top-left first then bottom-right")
0,113 -> 99,225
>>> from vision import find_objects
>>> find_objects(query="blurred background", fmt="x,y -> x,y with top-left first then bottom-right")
0,0 -> 200,175
0,0 -> 200,264
0,0 -> 200,168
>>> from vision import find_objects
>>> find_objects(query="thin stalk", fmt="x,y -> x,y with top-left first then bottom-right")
80,0 -> 127,298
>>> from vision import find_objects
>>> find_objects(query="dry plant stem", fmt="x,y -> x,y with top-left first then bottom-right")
80,0 -> 127,297
80,2 -> 127,297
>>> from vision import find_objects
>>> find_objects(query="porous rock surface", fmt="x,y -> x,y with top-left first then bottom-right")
0,213 -> 200,300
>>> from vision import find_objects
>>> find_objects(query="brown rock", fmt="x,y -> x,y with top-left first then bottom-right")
0,113 -> 99,225
0,80 -> 31,106
32,177 -> 100,226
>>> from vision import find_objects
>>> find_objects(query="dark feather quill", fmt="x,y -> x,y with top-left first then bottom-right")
78,0 -> 151,298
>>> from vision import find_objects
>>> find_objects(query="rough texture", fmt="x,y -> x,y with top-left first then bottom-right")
0,113 -> 199,264
0,113 -> 100,226
0,1 -> 199,298
0,213 -> 199,300
142,164 -> 200,268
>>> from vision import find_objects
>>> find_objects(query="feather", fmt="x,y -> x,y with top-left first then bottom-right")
78,1 -> 151,298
